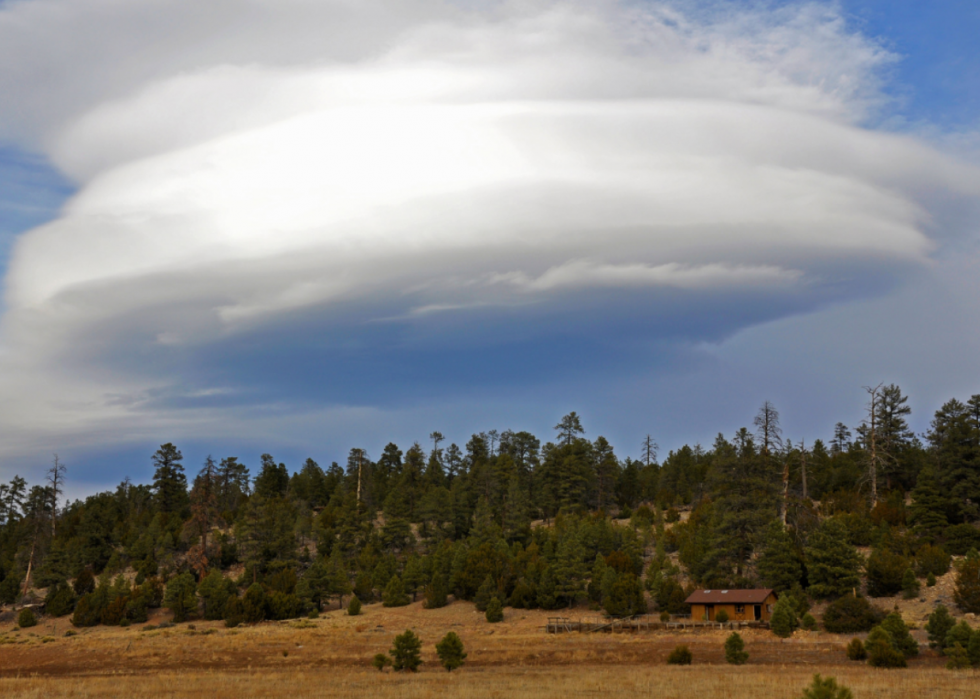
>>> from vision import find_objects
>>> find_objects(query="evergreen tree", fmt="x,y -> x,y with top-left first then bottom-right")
953,549 -> 980,613
865,626 -> 906,668
553,534 -> 587,607
151,444 -> 188,514
474,574 -> 496,612
806,519 -> 862,599
485,596 -> 504,622
879,612 -> 918,658
800,675 -> 854,699
770,595 -> 799,638
162,572 -> 197,623
757,522 -> 804,593
391,629 -> 423,672
724,631 -> 748,664
382,575 -> 410,607
901,568 -> 920,600
435,631 -> 467,671
908,467 -> 949,536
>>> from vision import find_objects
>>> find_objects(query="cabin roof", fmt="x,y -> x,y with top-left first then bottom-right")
684,588 -> 775,604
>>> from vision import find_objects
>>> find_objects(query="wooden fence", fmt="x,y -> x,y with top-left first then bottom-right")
545,615 -> 769,634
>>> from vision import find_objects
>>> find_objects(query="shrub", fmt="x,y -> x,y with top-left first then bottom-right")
771,595 -> 799,638
656,577 -> 690,614
73,569 -> 96,596
382,576 -> 410,608
801,613 -> 817,631
667,645 -> 692,665
242,583 -> 267,623
915,544 -> 951,577
799,674 -> 854,699
926,604 -> 955,651
485,596 -> 504,623
163,572 -> 197,623
879,612 -> 918,658
927,572 -> 937,587
865,548 -> 908,597
223,596 -> 244,628
946,643 -> 970,670
424,575 -> 449,609
101,595 -> 127,625
17,608 -> 37,628
507,580 -> 535,609
665,508 -> 680,523
901,569 -> 920,600
391,629 -> 423,672
348,596 -> 362,616
865,626 -> 907,668
845,638 -> 866,661
944,620 -> 973,653
724,632 -> 748,665
969,628 -> 980,667
944,524 -> 980,556
659,611 -> 671,622
44,583 -> 77,617
372,653 -> 392,672
715,609 -> 729,624
822,594 -> 886,633
266,591 -> 302,620
954,550 -> 980,613
436,631 -> 467,671
198,570 -> 236,621
71,593 -> 102,627
474,575 -> 496,612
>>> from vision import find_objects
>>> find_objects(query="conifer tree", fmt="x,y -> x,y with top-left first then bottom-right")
436,631 -> 467,671
953,549 -> 980,613
553,534 -> 587,607
485,596 -> 504,622
391,629 -> 423,672
770,595 -> 799,638
909,467 -> 949,536
724,631 -> 748,664
805,519 -> 862,599
757,522 -> 804,593
152,444 -> 188,515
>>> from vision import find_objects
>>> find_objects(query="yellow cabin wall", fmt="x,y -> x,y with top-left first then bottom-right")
690,594 -> 777,622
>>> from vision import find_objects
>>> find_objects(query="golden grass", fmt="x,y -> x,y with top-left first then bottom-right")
0,666 -> 978,699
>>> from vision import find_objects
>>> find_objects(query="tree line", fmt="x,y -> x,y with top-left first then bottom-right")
2,386 -> 980,633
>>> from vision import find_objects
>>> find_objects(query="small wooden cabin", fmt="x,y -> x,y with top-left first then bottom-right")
685,589 -> 778,622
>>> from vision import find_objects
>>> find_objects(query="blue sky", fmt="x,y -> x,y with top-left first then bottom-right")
0,0 -> 977,495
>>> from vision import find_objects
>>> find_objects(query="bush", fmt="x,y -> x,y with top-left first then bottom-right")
508,580 -> 535,609
44,583 -> 77,617
667,645 -> 692,665
927,572 -> 937,587
474,575 -> 496,612
347,596 -> 362,616
485,596 -> 504,623
659,611 -> 671,622
266,591 -> 302,620
879,612 -> 918,658
926,604 -> 955,651
866,548 -> 908,597
198,570 -> 236,621
382,576 -> 410,608
946,643 -> 970,670
163,572 -> 198,623
424,575 -> 449,609
73,569 -> 95,596
17,608 -> 37,628
715,608 -> 729,624
391,629 -> 423,672
656,577 -> 690,614
915,544 -> 951,577
901,569 -> 920,600
801,613 -> 817,631
724,631 -> 748,664
845,638 -> 866,661
944,524 -> 980,556
436,631 -> 467,671
822,594 -> 886,633
223,595 -> 244,628
71,593 -> 102,627
799,674 -> 854,699
865,626 -> 907,668
770,596 -> 799,638
944,620 -> 973,653
372,653 -> 392,672
953,550 -> 980,613
242,583 -> 267,623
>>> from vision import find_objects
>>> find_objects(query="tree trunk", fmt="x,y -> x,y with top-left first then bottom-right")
800,442 -> 808,501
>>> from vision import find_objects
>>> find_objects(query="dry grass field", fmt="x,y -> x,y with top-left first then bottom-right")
0,599 -> 977,698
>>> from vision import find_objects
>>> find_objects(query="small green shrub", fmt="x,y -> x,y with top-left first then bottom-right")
17,608 -> 37,628
801,613 -> 817,631
865,626 -> 907,668
382,576 -> 410,608
799,674 -> 854,699
770,596 -> 799,638
667,644 -> 692,665
372,653 -> 392,672
659,611 -> 671,622
724,631 -> 748,665
485,596 -> 504,623
845,638 -> 866,661
223,595 -> 244,628
901,569 -> 920,600
348,596 -> 362,616
715,608 -> 729,624
946,643 -> 970,670
927,572 -> 937,587
822,594 -> 886,633
926,605 -> 955,651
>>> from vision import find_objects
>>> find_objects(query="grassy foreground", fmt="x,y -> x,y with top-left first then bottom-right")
0,666 -> 978,699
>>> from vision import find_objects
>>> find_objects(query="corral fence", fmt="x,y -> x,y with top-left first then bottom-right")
545,615 -> 769,634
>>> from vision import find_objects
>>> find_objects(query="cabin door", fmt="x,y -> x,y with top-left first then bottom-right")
753,605 -> 761,621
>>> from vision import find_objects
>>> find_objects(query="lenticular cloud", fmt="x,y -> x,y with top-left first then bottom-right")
0,0 -> 977,457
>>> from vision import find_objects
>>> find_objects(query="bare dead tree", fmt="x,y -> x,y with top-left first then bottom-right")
862,383 -> 885,509
351,448 -> 366,506
800,439 -> 809,501
641,434 -> 659,467
754,401 -> 783,459
47,455 -> 66,538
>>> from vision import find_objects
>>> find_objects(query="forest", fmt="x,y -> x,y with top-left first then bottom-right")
3,384 -> 980,638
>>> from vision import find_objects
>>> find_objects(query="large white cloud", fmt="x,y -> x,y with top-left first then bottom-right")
0,0 -> 978,472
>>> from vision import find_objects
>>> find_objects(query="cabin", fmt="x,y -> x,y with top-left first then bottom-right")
684,589 -> 778,622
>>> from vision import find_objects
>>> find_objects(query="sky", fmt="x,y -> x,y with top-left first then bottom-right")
0,0 -> 978,496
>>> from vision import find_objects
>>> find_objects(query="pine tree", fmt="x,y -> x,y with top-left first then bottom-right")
909,467 -> 949,536
926,605 -> 955,651
901,568 -> 920,600
436,631 -> 467,671
391,629 -> 423,672
770,595 -> 799,638
724,631 -> 748,664
954,549 -> 980,613
757,522 -> 804,593
879,612 -> 918,658
553,535 -> 587,607
382,575 -> 410,607
805,519 -> 862,599
865,626 -> 906,668
800,674 -> 854,699
474,575 -> 496,612
162,572 -> 197,623
485,596 -> 504,622
151,444 -> 188,514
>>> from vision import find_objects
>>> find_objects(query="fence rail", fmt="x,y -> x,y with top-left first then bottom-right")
545,615 -> 769,634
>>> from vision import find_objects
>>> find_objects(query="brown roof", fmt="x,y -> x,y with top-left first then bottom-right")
684,589 -> 775,604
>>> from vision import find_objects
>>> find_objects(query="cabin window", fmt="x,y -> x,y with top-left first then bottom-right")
735,605 -> 745,613
766,604 -> 773,613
